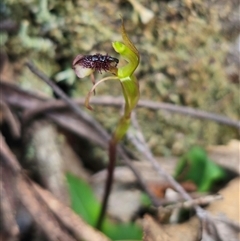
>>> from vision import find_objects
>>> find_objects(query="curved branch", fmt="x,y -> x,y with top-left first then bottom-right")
21,96 -> 240,129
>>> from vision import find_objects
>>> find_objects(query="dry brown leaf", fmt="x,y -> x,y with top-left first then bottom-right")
143,214 -> 200,241
204,177 -> 240,241
207,139 -> 240,174
207,177 -> 240,223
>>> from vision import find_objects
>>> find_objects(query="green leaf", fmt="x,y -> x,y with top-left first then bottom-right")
140,193 -> 152,207
174,147 -> 227,192
66,173 -> 100,226
103,222 -> 142,240
66,173 -> 142,240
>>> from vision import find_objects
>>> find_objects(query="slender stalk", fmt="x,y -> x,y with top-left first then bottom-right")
96,112 -> 131,228
96,139 -> 117,229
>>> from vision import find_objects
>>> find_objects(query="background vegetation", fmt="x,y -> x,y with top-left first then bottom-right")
2,0 -> 239,156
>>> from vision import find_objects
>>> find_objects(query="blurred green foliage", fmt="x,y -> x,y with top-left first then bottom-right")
3,0 -> 239,155
174,147 -> 227,192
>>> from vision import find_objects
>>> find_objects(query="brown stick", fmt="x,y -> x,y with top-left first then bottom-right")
0,178 -> 20,239
0,134 -> 75,241
0,100 -> 21,138
32,182 -> 111,241
17,177 -> 76,241
22,95 -> 240,129
0,133 -> 21,173
0,133 -> 111,241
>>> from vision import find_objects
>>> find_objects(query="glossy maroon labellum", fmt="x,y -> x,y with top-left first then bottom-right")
72,53 -> 119,74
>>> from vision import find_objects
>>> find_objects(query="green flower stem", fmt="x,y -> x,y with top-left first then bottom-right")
113,115 -> 131,142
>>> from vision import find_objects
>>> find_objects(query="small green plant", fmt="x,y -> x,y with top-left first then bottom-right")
174,147 -> 227,192
72,19 -> 140,229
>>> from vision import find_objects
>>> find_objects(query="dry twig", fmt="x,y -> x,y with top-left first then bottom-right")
23,96 -> 240,129
32,183 -> 111,241
0,178 -> 19,240
0,100 -> 20,138
0,133 -> 111,241
128,111 -> 223,238
160,194 -> 222,212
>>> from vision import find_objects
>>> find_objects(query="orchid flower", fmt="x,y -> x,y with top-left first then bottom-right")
72,19 -> 140,229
